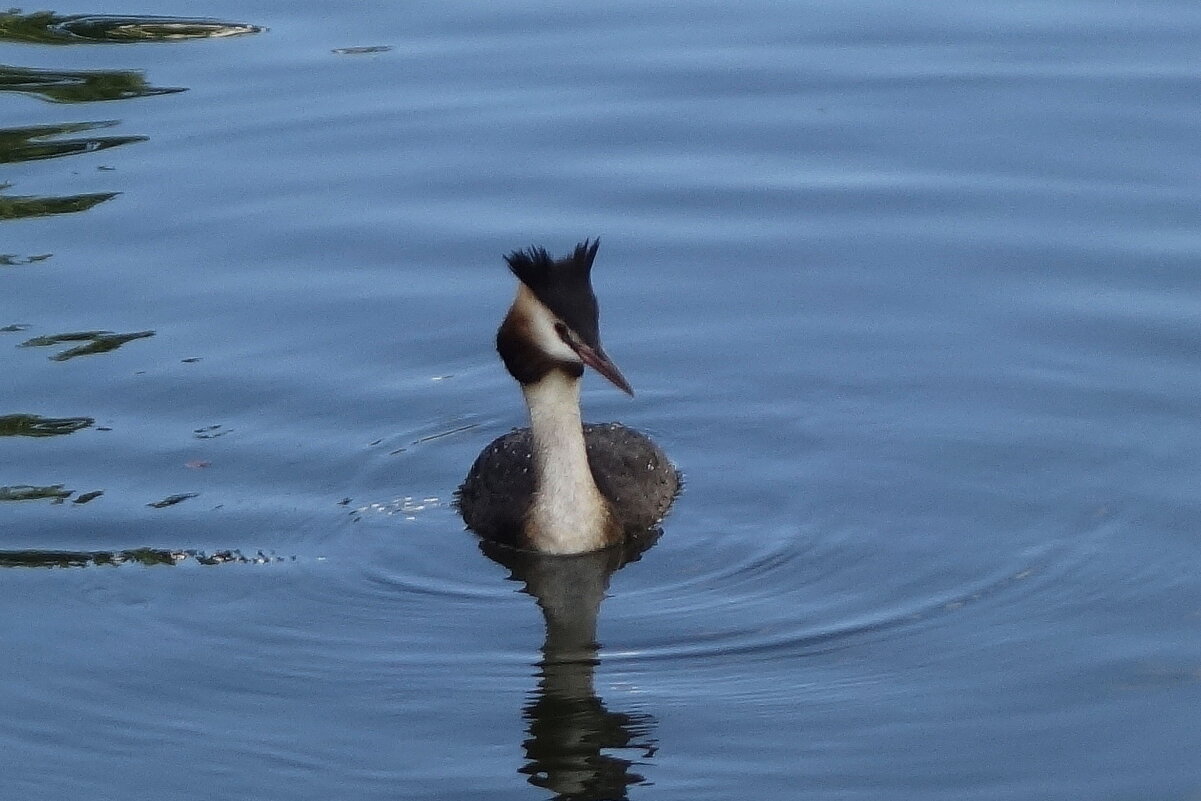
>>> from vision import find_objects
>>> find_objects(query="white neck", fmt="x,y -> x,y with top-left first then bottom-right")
521,370 -> 614,554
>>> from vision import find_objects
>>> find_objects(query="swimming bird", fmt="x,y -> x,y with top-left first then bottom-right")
457,239 -> 679,554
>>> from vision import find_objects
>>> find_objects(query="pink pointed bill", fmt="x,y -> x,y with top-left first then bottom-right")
576,343 -> 634,396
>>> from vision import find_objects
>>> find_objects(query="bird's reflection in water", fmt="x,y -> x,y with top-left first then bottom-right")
480,535 -> 660,801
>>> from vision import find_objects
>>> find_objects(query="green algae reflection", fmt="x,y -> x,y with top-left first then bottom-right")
0,11 -> 263,45
0,122 -> 142,220
0,483 -> 74,502
20,330 -> 154,360
0,64 -> 184,103
0,188 -> 117,220
0,121 -> 146,165
0,413 -> 93,436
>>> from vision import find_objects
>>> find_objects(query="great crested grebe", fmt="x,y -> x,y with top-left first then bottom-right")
457,239 -> 679,554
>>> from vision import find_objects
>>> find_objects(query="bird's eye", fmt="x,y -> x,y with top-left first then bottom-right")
554,322 -> 571,343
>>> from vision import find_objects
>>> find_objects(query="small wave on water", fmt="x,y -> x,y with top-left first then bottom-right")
588,506 -> 1132,677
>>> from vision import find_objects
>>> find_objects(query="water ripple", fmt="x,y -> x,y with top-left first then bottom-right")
590,512 -> 1129,670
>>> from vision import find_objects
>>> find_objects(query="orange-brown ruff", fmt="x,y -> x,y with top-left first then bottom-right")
456,240 -> 679,554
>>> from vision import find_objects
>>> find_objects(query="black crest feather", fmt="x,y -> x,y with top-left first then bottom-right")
504,238 -> 599,288
503,239 -> 603,347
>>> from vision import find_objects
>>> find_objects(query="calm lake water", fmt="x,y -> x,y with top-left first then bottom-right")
4,1 -> 1201,799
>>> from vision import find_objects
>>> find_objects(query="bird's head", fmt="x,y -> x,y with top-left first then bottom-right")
496,239 -> 633,395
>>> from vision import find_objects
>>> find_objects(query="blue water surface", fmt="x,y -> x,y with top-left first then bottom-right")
3,1 -> 1201,799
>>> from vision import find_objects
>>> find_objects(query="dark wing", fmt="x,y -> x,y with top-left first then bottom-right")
583,423 -> 680,531
456,428 -> 536,546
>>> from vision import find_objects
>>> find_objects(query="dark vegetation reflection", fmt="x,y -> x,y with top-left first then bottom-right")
0,413 -> 93,436
0,65 -> 183,103
1,12 -> 260,523
1,253 -> 50,266
0,9 -> 262,222
482,538 -> 659,801
0,122 -> 133,221
0,547 -> 284,567
0,10 -> 262,45
20,329 -> 155,360
0,121 -> 145,163
0,183 -> 117,220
